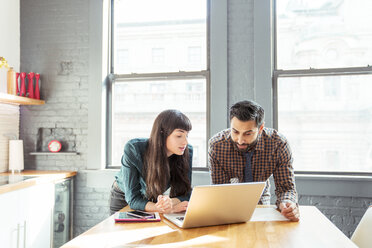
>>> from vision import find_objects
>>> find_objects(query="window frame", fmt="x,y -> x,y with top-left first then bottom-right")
272,0 -> 372,175
106,0 -> 211,170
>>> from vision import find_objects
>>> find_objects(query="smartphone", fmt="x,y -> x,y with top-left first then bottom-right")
126,210 -> 155,219
114,212 -> 160,222
116,212 -> 140,220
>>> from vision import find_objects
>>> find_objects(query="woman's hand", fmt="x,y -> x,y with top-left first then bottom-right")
155,195 -> 173,213
153,196 -> 188,214
172,201 -> 188,213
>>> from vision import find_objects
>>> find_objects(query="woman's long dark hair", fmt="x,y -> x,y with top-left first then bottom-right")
144,109 -> 192,202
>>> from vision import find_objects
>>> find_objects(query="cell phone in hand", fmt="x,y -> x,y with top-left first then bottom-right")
126,210 -> 155,219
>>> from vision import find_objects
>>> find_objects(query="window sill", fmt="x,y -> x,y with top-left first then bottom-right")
82,169 -> 372,198
83,169 -> 118,188
292,174 -> 372,198
295,173 -> 372,181
82,169 -> 212,188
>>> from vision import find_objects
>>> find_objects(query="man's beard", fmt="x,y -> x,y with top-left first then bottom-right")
232,137 -> 258,153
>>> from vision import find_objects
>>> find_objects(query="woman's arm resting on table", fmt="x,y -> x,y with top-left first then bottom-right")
144,196 -> 188,213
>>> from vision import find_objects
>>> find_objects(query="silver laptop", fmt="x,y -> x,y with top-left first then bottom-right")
163,182 -> 265,228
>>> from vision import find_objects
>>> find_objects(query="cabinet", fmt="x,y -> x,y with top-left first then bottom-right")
24,184 -> 54,248
0,183 -> 54,248
0,189 -> 20,248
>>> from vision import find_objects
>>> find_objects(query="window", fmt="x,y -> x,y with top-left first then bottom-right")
116,49 -> 129,65
151,48 -> 165,64
188,46 -> 202,64
108,0 -> 208,168
274,0 -> 372,173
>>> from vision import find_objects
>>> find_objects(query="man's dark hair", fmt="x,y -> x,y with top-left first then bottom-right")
229,100 -> 265,127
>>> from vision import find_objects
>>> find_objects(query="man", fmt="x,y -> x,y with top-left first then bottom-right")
208,100 -> 300,221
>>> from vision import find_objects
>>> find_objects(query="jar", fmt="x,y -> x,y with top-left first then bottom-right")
7,67 -> 17,95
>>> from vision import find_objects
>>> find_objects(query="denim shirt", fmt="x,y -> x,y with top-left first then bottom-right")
115,138 -> 193,210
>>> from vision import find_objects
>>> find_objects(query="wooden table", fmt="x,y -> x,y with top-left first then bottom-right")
62,205 -> 357,248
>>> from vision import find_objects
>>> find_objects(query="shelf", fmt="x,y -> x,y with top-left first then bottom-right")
29,152 -> 79,155
0,93 -> 45,105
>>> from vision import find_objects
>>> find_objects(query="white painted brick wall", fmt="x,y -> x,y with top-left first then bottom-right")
19,0 -> 109,238
73,172 -> 110,235
298,195 -> 372,237
18,0 -> 371,241
0,103 -> 20,172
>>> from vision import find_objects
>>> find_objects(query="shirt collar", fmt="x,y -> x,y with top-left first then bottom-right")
256,132 -> 265,151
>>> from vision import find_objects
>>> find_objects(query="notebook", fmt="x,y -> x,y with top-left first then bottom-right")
163,182 -> 265,228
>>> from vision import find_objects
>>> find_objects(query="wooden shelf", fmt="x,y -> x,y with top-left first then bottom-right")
0,93 -> 45,105
29,152 -> 79,155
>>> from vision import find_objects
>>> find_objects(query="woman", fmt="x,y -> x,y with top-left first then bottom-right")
110,109 -> 193,215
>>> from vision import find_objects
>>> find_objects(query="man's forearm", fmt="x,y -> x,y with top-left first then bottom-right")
275,189 -> 298,207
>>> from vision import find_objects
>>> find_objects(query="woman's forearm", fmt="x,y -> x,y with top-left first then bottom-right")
171,197 -> 181,206
144,197 -> 183,213
144,201 -> 159,212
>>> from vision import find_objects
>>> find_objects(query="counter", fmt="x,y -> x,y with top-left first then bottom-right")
0,170 -> 77,194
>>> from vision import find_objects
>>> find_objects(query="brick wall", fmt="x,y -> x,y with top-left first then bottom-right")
20,0 -> 89,171
19,0 -> 371,240
298,195 -> 372,237
0,104 -> 20,172
19,0 -> 109,237
73,172 -> 111,235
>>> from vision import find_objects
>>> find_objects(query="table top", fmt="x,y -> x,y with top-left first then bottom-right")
62,205 -> 357,248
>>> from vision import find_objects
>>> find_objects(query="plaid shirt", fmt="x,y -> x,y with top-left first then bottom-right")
208,127 -> 298,206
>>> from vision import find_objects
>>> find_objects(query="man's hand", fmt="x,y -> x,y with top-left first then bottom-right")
279,201 -> 300,222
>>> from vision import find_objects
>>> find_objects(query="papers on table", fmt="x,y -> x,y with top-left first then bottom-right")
250,207 -> 290,222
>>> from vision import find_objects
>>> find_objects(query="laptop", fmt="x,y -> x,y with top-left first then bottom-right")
163,182 -> 265,228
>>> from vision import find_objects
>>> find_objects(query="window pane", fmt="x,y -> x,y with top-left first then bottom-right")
113,0 -> 207,73
112,78 -> 207,167
277,74 -> 372,172
276,0 -> 372,69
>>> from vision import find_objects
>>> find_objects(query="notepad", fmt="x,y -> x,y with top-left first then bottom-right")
114,212 -> 161,223
250,207 -> 290,222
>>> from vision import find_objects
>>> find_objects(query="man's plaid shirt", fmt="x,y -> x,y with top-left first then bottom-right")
208,127 -> 298,206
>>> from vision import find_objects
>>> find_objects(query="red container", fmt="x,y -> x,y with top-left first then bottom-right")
20,72 -> 27,97
34,73 -> 40,100
15,72 -> 20,95
27,72 -> 35,98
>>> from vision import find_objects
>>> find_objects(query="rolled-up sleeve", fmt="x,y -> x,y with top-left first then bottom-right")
273,141 -> 298,207
120,142 -> 148,210
208,139 -> 229,184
